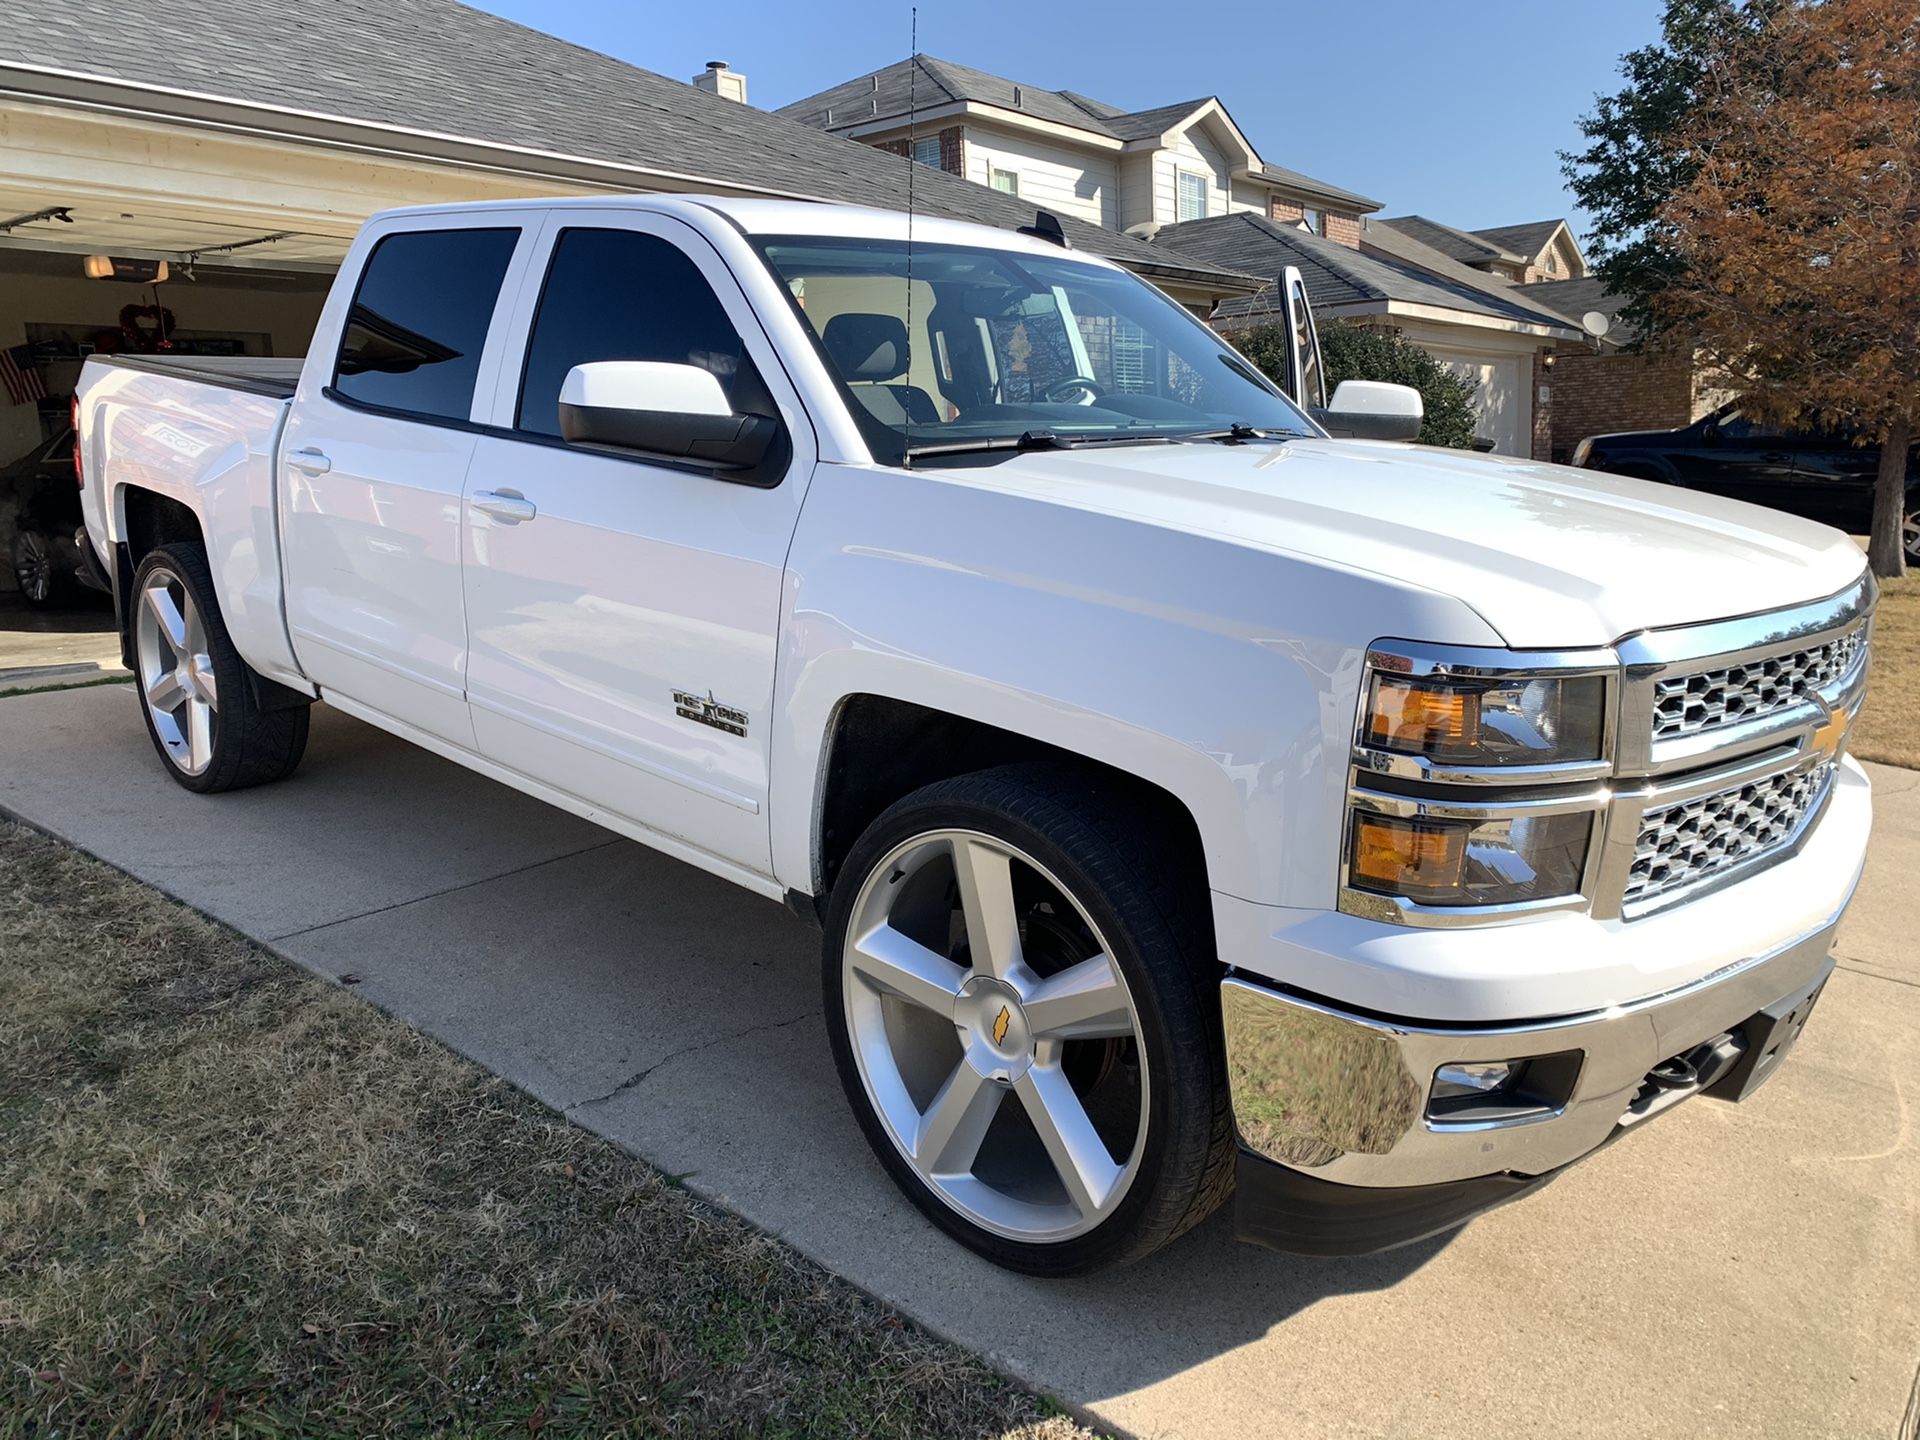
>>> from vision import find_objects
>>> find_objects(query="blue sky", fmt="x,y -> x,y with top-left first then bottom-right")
471,0 -> 1663,239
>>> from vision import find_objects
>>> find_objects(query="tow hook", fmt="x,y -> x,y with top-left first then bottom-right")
1647,1053 -> 1702,1092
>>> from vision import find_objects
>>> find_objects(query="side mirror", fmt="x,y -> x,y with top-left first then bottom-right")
558,361 -> 776,470
1700,423 -> 1723,446
1312,380 -> 1424,442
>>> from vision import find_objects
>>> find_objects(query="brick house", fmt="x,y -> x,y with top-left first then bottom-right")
778,56 -> 1380,242
1510,277 -> 1721,462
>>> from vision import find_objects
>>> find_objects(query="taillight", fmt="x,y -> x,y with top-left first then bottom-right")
71,395 -> 82,488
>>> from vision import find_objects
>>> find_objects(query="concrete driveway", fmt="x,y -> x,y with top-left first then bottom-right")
2,683 -> 1915,1440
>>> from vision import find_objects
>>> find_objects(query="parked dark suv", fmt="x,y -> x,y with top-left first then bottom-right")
1572,405 -> 1920,560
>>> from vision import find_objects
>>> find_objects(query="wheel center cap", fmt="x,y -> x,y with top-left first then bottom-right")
953,976 -> 1033,1083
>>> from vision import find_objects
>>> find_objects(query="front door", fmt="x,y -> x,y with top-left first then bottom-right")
1678,408 -> 1800,509
459,212 -> 814,879
280,218 -> 531,745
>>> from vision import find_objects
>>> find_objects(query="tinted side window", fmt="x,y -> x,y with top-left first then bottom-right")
517,228 -> 757,437
333,227 -> 519,421
1716,410 -> 1790,440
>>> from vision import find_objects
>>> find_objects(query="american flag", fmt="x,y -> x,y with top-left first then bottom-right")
1,345 -> 47,406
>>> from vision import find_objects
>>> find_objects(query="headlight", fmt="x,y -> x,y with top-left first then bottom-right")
1363,672 -> 1606,767
1343,642 -> 1617,922
1570,438 -> 1593,468
1348,808 -> 1595,908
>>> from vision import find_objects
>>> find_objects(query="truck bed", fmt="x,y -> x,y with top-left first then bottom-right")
90,353 -> 304,400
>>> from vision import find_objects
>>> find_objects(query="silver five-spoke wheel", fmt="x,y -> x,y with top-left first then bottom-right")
135,566 -> 219,776
841,828 -> 1149,1244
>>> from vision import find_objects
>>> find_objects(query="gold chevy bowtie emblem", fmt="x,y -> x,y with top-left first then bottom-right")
1811,703 -> 1852,762
992,1005 -> 1011,1047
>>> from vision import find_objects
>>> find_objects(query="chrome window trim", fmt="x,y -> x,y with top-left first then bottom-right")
1341,572 -> 1874,928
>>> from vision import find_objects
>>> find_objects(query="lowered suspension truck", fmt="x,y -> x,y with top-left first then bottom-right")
74,196 -> 1874,1273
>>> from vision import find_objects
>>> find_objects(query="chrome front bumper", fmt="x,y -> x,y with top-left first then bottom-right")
1221,914 -> 1840,1190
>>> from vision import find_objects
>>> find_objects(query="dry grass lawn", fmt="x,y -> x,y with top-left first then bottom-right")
0,821 -> 1096,1439
1851,575 -> 1920,770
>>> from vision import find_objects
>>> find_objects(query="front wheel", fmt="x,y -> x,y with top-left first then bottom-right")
822,765 -> 1233,1275
13,527 -> 76,608
131,542 -> 310,792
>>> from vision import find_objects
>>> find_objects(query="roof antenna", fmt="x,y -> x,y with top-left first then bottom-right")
903,5 -> 919,469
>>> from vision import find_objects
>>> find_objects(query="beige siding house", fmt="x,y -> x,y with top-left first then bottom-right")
778,57 -> 1382,245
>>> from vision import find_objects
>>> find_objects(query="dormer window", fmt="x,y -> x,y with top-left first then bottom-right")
912,136 -> 942,169
1301,207 -> 1324,235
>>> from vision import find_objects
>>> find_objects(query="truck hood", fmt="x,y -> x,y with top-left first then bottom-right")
944,437 -> 1868,648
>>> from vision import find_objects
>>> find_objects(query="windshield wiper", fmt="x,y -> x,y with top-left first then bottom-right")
1172,422 -> 1307,443
904,429 -> 1179,459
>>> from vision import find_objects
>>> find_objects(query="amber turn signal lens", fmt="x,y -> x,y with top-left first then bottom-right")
1367,678 -> 1481,755
1351,815 -> 1467,898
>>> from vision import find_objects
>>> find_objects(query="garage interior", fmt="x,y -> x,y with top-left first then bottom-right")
0,198 -> 340,636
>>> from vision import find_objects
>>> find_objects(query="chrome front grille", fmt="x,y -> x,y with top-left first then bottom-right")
1651,629 -> 1864,741
1624,762 -> 1833,909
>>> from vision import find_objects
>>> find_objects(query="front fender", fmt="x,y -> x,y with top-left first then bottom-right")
769,463 -> 1500,909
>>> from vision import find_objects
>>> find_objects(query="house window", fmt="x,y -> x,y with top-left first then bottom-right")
990,167 -> 1020,196
1176,170 -> 1208,222
912,136 -> 941,169
1546,251 -> 1559,275
1301,207 -> 1324,235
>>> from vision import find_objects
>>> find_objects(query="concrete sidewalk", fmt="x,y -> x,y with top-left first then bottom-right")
3,683 -> 1915,1440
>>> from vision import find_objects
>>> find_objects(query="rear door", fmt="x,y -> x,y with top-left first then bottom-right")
1786,426 -> 1881,531
458,209 -> 815,879
280,215 -> 537,745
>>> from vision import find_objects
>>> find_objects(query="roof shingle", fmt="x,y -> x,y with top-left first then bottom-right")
1373,216 -> 1523,266
1154,213 -> 1578,333
0,0 -> 1249,287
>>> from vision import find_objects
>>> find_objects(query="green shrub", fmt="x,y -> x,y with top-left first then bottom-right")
1236,321 -> 1482,448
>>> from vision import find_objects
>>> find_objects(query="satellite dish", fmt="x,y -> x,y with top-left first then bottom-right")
1581,310 -> 1612,339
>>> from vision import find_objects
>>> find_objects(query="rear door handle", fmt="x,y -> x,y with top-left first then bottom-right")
472,489 -> 537,523
288,447 -> 331,476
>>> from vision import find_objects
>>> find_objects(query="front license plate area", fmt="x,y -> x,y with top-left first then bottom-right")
1712,970 -> 1830,1102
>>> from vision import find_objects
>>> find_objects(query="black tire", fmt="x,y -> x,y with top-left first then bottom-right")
12,526 -> 77,608
822,763 -> 1234,1275
129,542 -> 310,793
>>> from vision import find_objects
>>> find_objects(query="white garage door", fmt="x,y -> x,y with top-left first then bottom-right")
1433,350 -> 1527,457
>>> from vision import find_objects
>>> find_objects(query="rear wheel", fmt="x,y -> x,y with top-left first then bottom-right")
1903,506 -> 1920,564
131,542 -> 310,792
823,765 -> 1232,1275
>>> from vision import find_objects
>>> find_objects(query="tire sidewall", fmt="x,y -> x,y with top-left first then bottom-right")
823,781 -> 1215,1276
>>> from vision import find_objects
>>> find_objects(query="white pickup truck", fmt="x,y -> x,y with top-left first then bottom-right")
75,195 -> 1874,1275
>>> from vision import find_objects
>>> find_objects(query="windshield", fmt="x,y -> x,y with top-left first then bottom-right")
756,236 -> 1317,462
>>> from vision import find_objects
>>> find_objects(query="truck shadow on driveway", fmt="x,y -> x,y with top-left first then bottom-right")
263,710 -> 1456,1401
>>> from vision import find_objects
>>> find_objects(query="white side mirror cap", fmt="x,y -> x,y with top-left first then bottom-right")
1327,379 -> 1423,421
560,361 -> 732,417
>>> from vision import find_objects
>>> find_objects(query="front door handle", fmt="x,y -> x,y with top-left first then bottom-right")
288,447 -> 331,476
472,489 -> 538,523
